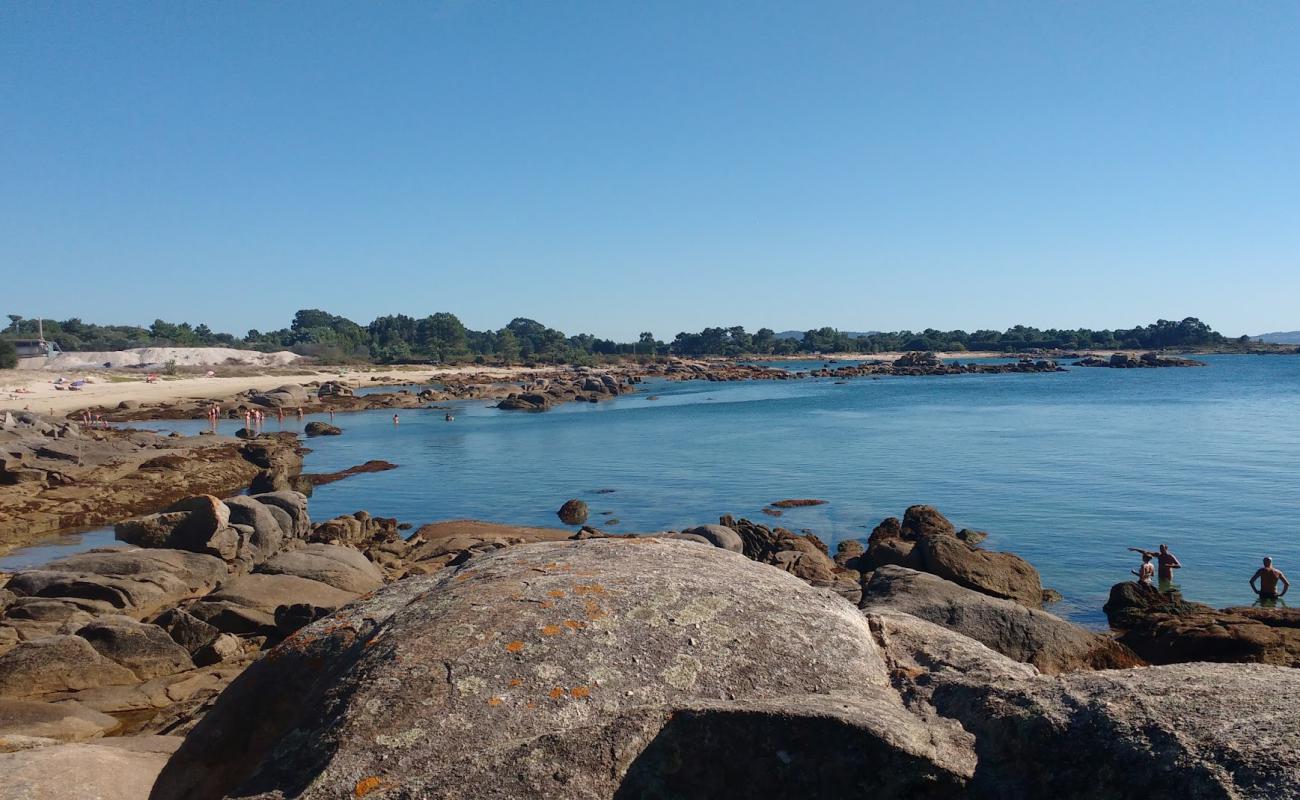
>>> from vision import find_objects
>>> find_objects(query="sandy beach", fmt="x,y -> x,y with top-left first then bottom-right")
0,363 -> 572,416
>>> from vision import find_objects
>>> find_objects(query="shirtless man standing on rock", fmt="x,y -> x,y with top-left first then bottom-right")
1250,557 -> 1290,605
1129,543 -> 1182,591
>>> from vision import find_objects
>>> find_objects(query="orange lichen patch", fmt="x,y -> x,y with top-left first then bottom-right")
547,589 -> 566,598
562,619 -> 585,630
548,686 -> 566,700
454,573 -> 473,582
355,776 -> 384,797
539,601 -> 554,610
505,640 -> 526,653
573,583 -> 606,595
570,685 -> 591,699
540,624 -> 563,636
487,696 -> 504,707
526,701 -> 538,709
584,600 -> 609,620
509,678 -> 523,687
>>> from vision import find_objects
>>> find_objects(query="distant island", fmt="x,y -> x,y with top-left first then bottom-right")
1252,331 -> 1300,345
0,312 -> 1287,369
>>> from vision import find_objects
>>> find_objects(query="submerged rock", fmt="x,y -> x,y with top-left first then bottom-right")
556,498 -> 589,525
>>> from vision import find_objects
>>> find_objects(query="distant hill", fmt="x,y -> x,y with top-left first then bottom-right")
1252,331 -> 1300,344
775,330 -> 878,340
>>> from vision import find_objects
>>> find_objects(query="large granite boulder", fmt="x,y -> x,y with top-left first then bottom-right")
255,544 -> 385,594
251,492 -> 311,539
114,495 -> 238,561
862,566 -> 1141,673
900,504 -> 956,538
152,539 -> 973,800
0,698 -> 121,747
1103,582 -> 1300,666
927,663 -> 1300,798
250,384 -> 309,408
682,524 -> 744,553
917,531 -> 1043,607
202,573 -> 357,619
222,496 -> 285,564
0,636 -> 139,699
4,549 -> 229,618
0,736 -> 178,800
74,617 -> 194,681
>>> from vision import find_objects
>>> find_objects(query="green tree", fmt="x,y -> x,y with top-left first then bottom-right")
495,329 -> 522,363
0,338 -> 16,368
418,312 -> 468,361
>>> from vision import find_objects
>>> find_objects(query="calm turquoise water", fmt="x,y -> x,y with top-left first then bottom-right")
7,354 -> 1298,626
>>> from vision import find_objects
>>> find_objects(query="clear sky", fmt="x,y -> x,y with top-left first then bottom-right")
3,2 -> 1298,340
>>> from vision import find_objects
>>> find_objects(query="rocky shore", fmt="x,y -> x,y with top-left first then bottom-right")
1073,352 -> 1208,368
0,491 -> 1293,798
0,412 -> 302,550
52,349 -> 1209,424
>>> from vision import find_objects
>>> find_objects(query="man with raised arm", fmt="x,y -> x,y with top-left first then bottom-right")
1250,557 -> 1290,604
1129,543 -> 1182,590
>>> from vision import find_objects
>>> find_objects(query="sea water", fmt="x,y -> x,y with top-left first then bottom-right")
7,354 -> 1298,626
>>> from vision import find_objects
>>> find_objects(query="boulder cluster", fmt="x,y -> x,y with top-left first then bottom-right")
496,370 -> 636,411
0,413 -> 296,545
2,499 -> 1296,798
1074,352 -> 1207,368
149,530 -> 1299,800
1103,581 -> 1300,666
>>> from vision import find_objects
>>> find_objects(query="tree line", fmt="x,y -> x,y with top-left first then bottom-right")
3,312 -> 1233,366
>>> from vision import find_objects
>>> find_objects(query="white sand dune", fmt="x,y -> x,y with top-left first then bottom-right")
34,347 -> 302,370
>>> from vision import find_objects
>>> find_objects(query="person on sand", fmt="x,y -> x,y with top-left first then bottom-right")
1250,557 -> 1290,606
1129,544 -> 1182,590
1132,552 -> 1155,591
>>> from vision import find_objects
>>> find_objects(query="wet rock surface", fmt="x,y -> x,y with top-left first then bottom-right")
1104,581 -> 1300,666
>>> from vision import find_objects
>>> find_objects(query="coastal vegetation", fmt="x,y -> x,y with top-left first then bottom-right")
3,312 -> 1243,366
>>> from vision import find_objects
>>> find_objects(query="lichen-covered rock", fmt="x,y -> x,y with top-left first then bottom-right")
152,539 -> 973,800
928,663 -> 1300,799
862,566 -> 1142,673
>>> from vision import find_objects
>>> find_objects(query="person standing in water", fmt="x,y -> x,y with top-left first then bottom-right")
393,414 -> 400,425
1132,552 -> 1155,591
1129,544 -> 1182,591
1250,557 -> 1290,605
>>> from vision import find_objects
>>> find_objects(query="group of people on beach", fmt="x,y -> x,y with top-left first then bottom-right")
1129,544 -> 1290,605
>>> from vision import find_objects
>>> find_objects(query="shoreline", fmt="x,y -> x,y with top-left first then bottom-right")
4,348 -> 1260,419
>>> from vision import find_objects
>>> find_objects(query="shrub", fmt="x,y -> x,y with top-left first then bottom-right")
0,338 -> 16,369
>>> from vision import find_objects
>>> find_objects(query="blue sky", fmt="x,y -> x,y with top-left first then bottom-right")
3,1 -> 1298,339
